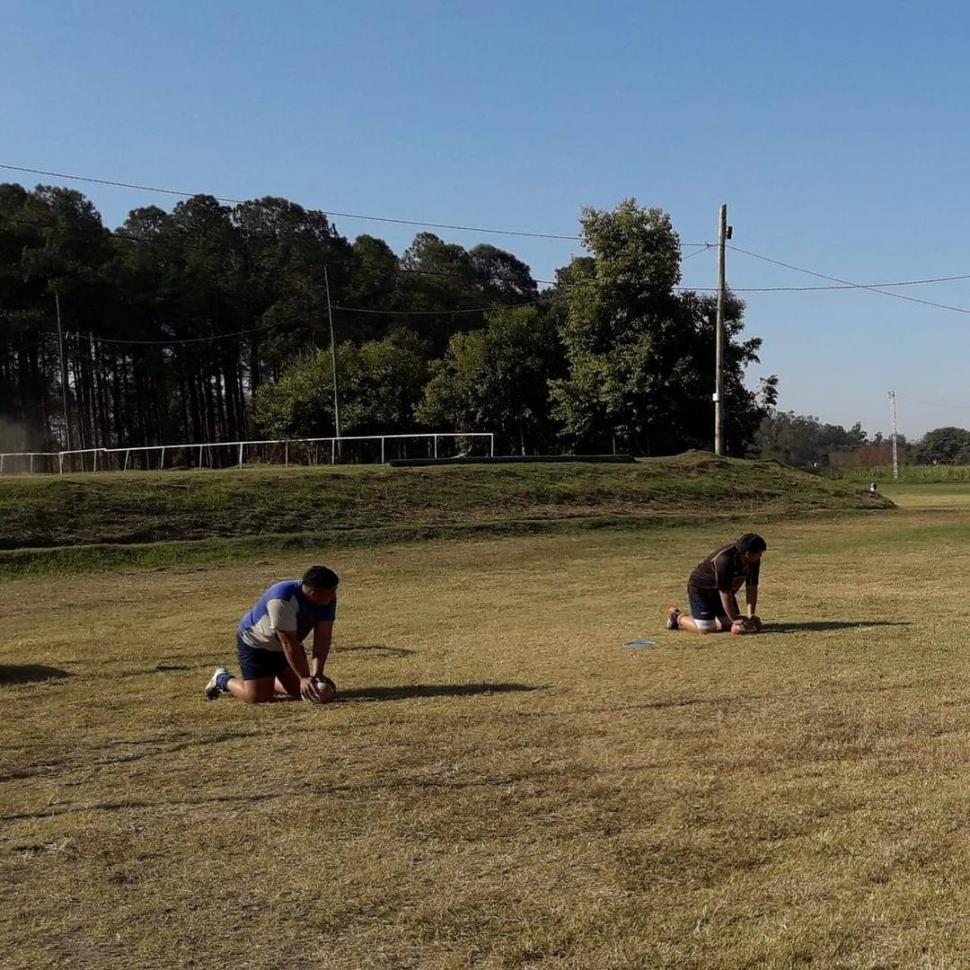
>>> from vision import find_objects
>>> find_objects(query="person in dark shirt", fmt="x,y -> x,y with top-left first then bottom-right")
666,533 -> 766,634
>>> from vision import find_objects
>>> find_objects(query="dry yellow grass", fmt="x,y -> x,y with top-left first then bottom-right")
3,491 -> 970,968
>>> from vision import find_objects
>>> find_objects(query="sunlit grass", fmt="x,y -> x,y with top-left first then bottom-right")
3,489 -> 970,967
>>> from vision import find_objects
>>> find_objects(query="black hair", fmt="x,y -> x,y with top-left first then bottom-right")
736,533 -> 767,554
302,565 -> 340,589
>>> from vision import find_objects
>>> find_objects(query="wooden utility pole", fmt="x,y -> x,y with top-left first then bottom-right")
55,291 -> 72,451
323,266 -> 342,441
714,204 -> 730,456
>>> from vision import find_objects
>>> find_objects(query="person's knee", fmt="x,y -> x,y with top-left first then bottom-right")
240,681 -> 275,704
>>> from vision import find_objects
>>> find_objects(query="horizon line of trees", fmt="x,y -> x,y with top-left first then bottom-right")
1,185 -> 778,457
754,411 -> 970,467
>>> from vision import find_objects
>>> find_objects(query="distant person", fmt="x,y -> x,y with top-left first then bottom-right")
666,534 -> 766,635
204,565 -> 339,703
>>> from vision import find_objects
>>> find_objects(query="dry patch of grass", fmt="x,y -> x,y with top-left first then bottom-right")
3,498 -> 970,968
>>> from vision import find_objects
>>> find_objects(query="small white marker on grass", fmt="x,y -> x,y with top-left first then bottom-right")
624,639 -> 658,649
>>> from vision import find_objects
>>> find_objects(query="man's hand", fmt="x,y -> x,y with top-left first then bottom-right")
731,615 -> 762,635
300,676 -> 323,702
301,675 -> 337,704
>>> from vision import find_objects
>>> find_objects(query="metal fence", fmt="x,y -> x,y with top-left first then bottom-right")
0,432 -> 495,475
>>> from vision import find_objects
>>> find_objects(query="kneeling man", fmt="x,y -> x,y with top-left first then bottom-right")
667,534 -> 765,634
205,565 -> 339,703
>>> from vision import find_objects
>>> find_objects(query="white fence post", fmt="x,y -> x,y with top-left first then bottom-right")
238,443 -> 244,468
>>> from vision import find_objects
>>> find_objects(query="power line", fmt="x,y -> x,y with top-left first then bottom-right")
1,162 -> 712,246
334,300 -> 543,316
17,318 -> 288,349
93,324 -> 278,346
10,162 -> 970,305
1,162 -> 579,242
680,244 -> 714,263
23,299 -> 545,348
685,273 -> 970,292
59,226 -> 970,296
727,244 -> 970,314
111,227 -> 970,294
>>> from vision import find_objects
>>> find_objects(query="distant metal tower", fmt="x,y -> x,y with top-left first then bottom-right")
888,390 -> 899,481
714,204 -> 732,456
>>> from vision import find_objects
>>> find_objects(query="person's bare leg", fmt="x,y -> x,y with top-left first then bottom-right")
667,607 -> 729,634
225,676 -> 276,703
678,615 -> 730,634
677,615 -> 711,634
274,666 -> 302,700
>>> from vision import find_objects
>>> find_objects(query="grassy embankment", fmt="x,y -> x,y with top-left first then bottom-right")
0,452 -> 888,575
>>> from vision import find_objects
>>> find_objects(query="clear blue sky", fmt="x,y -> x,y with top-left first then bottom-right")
4,0 -> 970,440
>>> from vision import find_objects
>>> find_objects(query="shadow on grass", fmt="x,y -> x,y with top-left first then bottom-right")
769,620 -> 911,633
338,643 -> 415,658
338,682 -> 541,703
0,664 -> 71,685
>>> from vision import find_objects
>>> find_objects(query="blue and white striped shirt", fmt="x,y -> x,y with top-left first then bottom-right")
238,580 -> 337,653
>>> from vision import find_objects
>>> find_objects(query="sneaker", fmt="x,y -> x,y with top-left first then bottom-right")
666,607 -> 681,631
204,666 -> 229,700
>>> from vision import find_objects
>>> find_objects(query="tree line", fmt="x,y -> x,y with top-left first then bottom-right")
755,411 -> 970,468
1,185 -> 778,457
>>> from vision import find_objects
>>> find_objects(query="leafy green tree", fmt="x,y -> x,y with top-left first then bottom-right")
417,306 -> 564,453
254,330 -> 429,438
911,426 -> 970,465
4,184 -> 114,448
346,329 -> 430,431
469,244 -> 538,303
396,234 -> 540,354
1,183 -> 784,462
754,412 -> 869,466
252,350 -> 332,439
550,199 -> 775,455
233,195 -> 352,378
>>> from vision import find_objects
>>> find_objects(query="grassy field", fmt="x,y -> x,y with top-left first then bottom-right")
833,465 -> 970,483
4,480 -> 969,968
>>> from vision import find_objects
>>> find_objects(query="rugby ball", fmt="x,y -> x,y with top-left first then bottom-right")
309,675 -> 337,703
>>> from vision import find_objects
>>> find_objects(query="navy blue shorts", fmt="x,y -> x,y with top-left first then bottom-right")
688,589 -> 738,624
236,635 -> 289,681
